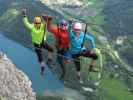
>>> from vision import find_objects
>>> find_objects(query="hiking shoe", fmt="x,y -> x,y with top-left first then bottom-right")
79,78 -> 84,84
82,87 -> 94,92
40,66 -> 45,76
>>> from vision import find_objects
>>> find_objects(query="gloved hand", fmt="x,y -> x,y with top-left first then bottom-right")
22,9 -> 27,17
68,16 -> 73,24
41,14 -> 53,21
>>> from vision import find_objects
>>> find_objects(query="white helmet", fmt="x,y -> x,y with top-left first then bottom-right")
73,22 -> 82,30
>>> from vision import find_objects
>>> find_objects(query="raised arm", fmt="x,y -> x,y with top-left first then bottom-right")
23,17 -> 33,30
22,9 -> 33,30
67,20 -> 74,38
42,15 -> 58,34
85,34 -> 96,49
47,19 -> 58,34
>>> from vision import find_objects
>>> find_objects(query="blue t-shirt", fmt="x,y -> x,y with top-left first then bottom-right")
68,31 -> 96,54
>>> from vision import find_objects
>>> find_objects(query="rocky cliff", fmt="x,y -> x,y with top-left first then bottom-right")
0,52 -> 36,100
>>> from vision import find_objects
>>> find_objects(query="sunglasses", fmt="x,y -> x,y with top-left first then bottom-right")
60,23 -> 67,26
34,22 -> 41,25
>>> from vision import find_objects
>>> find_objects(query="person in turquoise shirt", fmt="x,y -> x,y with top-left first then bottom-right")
22,9 -> 53,76
66,22 -> 98,81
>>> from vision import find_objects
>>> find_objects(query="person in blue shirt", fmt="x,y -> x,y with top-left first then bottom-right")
66,22 -> 98,80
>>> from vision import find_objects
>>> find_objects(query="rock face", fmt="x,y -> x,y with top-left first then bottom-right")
0,52 -> 36,100
40,0 -> 83,6
39,0 -> 100,17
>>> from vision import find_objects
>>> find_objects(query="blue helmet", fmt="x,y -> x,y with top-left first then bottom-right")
59,19 -> 68,26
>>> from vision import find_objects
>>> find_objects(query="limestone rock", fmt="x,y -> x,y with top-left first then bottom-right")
0,52 -> 36,100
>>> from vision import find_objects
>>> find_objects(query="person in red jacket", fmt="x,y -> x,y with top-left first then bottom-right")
42,15 -> 69,79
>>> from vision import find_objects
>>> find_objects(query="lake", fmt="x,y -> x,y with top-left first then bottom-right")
0,32 -> 64,93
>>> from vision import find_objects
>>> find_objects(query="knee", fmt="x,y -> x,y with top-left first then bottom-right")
49,48 -> 54,52
92,53 -> 98,60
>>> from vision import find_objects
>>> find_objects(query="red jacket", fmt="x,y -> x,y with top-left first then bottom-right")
47,20 -> 69,49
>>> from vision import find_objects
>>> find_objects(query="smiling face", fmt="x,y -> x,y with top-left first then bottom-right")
60,23 -> 68,31
33,16 -> 41,29
34,22 -> 41,29
59,20 -> 68,31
